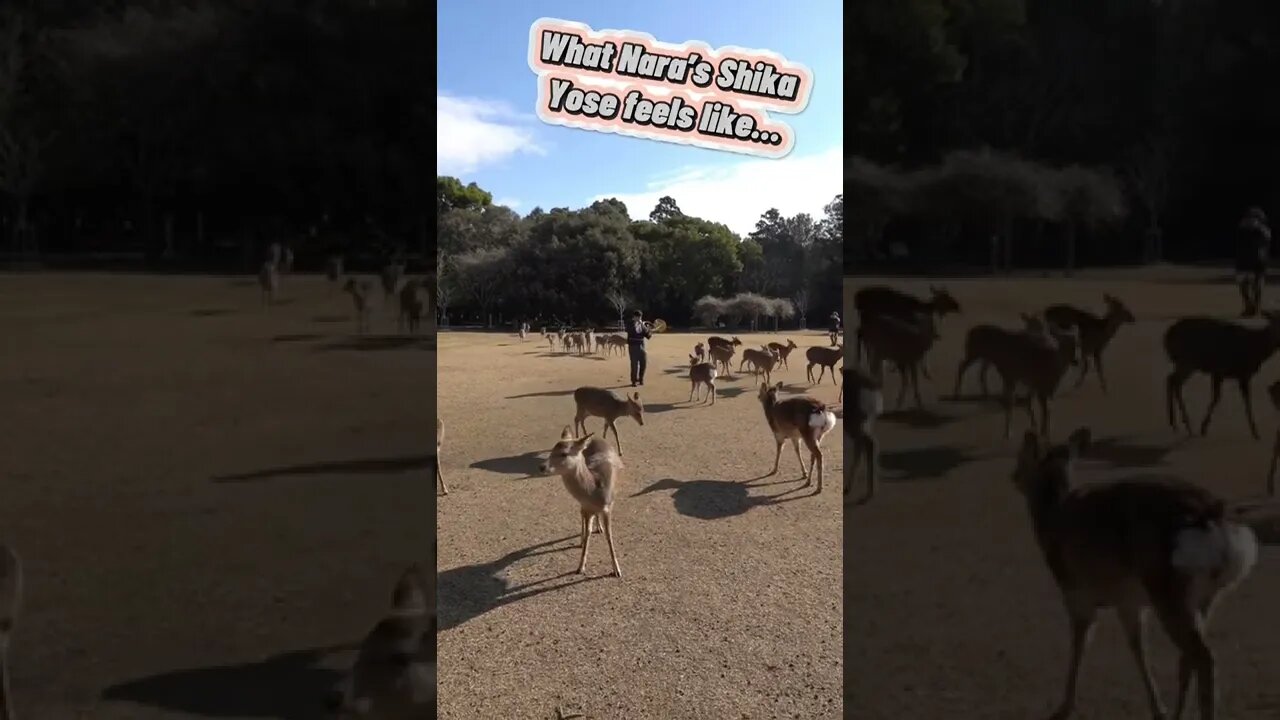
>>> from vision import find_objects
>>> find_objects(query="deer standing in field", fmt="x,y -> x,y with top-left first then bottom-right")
708,343 -> 736,377
539,426 -> 625,578
1164,310 -> 1280,439
954,313 -> 1054,398
572,387 -> 644,456
693,342 -> 706,363
1043,293 -> 1137,393
397,279 -> 424,334
1013,427 -> 1257,720
324,564 -> 434,718
740,346 -> 781,384
844,367 -> 882,503
344,278 -> 373,334
543,329 -> 558,352
984,321 -> 1078,439
436,418 -> 447,495
758,381 -> 838,493
854,285 -> 961,379
859,311 -> 938,409
607,335 -> 626,356
0,545 -> 20,720
766,339 -> 799,369
258,259 -> 279,307
380,260 -> 405,305
707,336 -> 742,353
688,354 -> 719,405
805,343 -> 845,387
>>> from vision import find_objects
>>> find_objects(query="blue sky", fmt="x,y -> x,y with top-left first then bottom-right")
437,0 -> 843,236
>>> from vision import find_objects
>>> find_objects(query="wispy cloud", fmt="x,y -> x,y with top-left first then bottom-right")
591,145 -> 842,236
436,94 -> 546,176
494,197 -> 523,210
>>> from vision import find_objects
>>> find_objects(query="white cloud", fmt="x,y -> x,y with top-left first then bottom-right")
494,197 -> 523,210
591,145 -> 842,236
436,94 -> 546,176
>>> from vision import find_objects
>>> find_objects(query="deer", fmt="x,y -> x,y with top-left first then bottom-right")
693,342 -> 706,363
572,387 -> 645,456
343,278 -> 373,334
280,245 -> 295,274
539,426 -> 625,578
436,418 -> 447,496
543,329 -> 559,352
1044,293 -> 1137,393
584,329 -> 595,355
758,381 -> 839,493
983,322 -> 1079,439
380,260 -> 405,303
607,335 -> 627,356
258,259 -> 279,307
397,279 -> 423,334
766,338 -> 799,369
1013,427 -> 1258,720
324,564 -> 433,718
740,346 -> 780,385
805,344 -> 845,387
688,354 -> 719,405
854,285 -> 961,379
0,545 -> 20,720
1164,310 -> 1280,439
326,254 -> 344,282
707,335 -> 742,352
954,313 -> 1055,398
858,310 -> 939,409
844,367 -> 882,503
708,343 -> 736,377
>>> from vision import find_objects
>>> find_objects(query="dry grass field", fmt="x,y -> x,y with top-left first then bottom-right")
846,266 -> 1280,720
0,272 -> 429,719
436,327 -> 844,719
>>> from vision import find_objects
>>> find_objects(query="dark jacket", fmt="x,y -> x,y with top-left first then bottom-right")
626,319 -> 652,345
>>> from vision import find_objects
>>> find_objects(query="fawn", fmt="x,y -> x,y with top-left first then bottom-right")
436,418 -> 447,495
539,426 -> 624,578
0,546 -> 19,720
324,564 -> 433,718
572,387 -> 644,456
844,368 -> 882,503
343,278 -> 373,334
1014,427 -> 1257,720
688,354 -> 718,405
740,346 -> 780,385
766,339 -> 799,369
758,381 -> 838,493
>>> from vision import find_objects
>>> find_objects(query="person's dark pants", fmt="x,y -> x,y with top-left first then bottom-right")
628,343 -> 647,384
1238,260 -> 1267,316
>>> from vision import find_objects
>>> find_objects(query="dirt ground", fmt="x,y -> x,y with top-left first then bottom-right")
0,272 -> 430,719
846,266 -> 1280,720
436,328 -> 844,719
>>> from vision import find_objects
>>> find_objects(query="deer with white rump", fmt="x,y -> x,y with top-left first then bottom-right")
539,426 -> 625,578
758,381 -> 838,493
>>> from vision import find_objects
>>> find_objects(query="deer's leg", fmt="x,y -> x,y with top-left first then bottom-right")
792,437 -> 809,482
1238,377 -> 1260,440
909,364 -> 924,409
1118,604 -> 1168,720
919,351 -> 933,381
1093,351 -> 1109,394
954,355 -> 973,397
601,511 -> 622,578
688,380 -> 696,403
895,364 -> 909,409
804,434 -> 823,493
576,508 -> 592,574
610,421 -> 623,456
1269,428 -> 1280,496
1154,597 -> 1214,720
980,362 -> 993,397
770,438 -> 783,475
1168,368 -> 1193,435
1049,603 -> 1097,720
1200,375 -> 1224,436
436,460 -> 448,495
846,434 -> 861,497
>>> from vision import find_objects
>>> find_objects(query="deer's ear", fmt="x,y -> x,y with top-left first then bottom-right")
1067,427 -> 1092,458
560,426 -> 574,440
572,434 -> 594,452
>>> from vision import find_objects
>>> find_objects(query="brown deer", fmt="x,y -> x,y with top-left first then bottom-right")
343,278 -> 373,334
854,285 -> 961,378
539,426 -> 624,578
572,387 -> 645,456
688,354 -> 718,405
954,313 -> 1056,398
859,312 -> 937,409
989,323 -> 1078,439
805,344 -> 845,386
707,335 -> 742,351
436,418 -> 447,496
1165,311 -> 1280,439
844,368 -> 882,503
758,381 -> 839,493
0,546 -> 20,720
766,338 -> 799,369
740,346 -> 780,385
380,260 -> 405,303
708,343 -> 736,377
693,342 -> 706,363
258,259 -> 279,307
398,279 -> 424,334
1044,293 -> 1137,393
1013,427 -> 1257,720
324,564 -> 433,718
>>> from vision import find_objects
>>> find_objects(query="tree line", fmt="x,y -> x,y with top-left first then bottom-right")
848,0 -> 1280,271
437,176 -> 843,330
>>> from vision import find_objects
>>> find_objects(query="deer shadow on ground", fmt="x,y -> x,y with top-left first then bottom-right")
271,333 -> 324,343
189,308 -> 236,318
879,408 -> 962,430
311,314 -> 348,324
506,388 -> 577,399
879,445 -> 985,482
101,644 -> 350,720
1085,435 -> 1184,469
439,535 -> 604,632
469,450 -> 547,477
316,335 -> 428,352
212,454 -> 431,483
535,352 -> 607,361
631,476 -> 818,521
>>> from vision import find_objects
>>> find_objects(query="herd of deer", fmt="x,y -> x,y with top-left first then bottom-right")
435,328 -> 842,588
846,282 -> 1275,720
540,327 -> 629,356
257,245 -> 429,336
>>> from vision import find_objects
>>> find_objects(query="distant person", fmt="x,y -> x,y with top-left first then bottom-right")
829,311 -> 842,346
1236,206 -> 1272,317
626,309 -> 653,387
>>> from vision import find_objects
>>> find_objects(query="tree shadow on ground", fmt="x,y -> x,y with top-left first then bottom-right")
631,476 -> 818,521
272,333 -> 324,343
439,535 -> 603,632
100,644 -> 350,720
879,445 -> 984,482
213,454 -> 431,483
190,308 -> 236,318
469,450 -> 546,477
879,408 -> 961,430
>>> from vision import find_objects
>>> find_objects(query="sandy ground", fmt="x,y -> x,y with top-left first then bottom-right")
845,266 -> 1280,720
436,328 -> 843,719
0,272 -> 430,719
